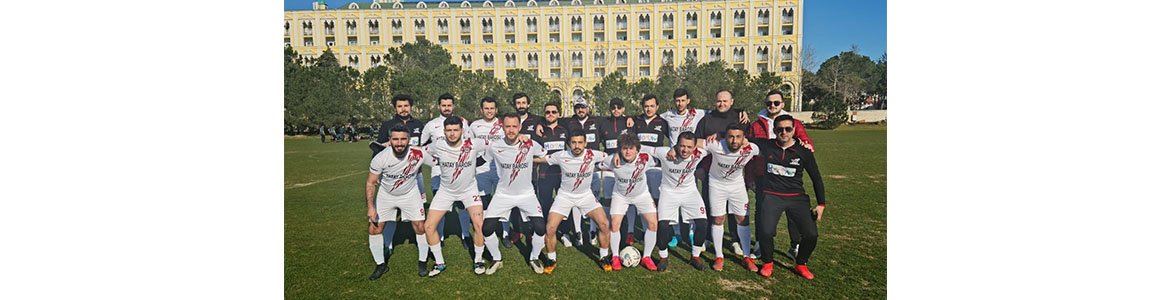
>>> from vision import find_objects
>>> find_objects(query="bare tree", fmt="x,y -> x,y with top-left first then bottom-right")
800,43 -> 817,72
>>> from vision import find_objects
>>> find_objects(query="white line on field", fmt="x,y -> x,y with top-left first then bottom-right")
287,171 -> 366,189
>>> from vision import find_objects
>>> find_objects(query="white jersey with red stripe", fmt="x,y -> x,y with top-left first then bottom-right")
599,151 -> 657,198
369,147 -> 429,199
649,146 -> 709,194
486,139 -> 547,197
704,139 -> 760,185
419,115 -> 471,176
470,118 -> 505,174
424,138 -> 489,194
660,108 -> 707,146
544,149 -> 607,197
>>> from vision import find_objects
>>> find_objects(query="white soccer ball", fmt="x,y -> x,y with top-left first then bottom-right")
619,246 -> 640,267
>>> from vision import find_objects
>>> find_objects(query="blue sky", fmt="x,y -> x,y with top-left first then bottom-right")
284,0 -> 886,70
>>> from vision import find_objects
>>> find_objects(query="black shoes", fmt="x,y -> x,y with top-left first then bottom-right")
417,261 -> 428,277
369,263 -> 389,281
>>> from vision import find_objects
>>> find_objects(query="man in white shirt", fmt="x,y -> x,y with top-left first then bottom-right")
700,124 -> 759,271
421,117 -> 489,277
420,93 -> 474,250
598,133 -> 661,271
647,131 -> 711,272
365,125 -> 432,279
533,129 -> 614,274
469,97 -> 509,247
482,113 -> 549,275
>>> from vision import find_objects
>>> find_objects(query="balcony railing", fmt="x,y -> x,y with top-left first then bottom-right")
461,27 -> 472,34
528,61 -> 539,68
550,61 -> 561,67
571,24 -> 583,31
347,28 -> 357,35
505,25 -> 515,33
663,22 -> 673,29
303,28 -> 314,35
439,26 -> 449,34
414,26 -> 425,32
617,22 -> 627,30
593,23 -> 605,30
639,22 -> 650,30
782,17 -> 794,24
733,19 -> 745,26
686,20 -> 697,27
733,56 -> 744,63
572,60 -> 583,67
527,25 -> 538,32
639,58 -> 650,65
710,18 -> 722,26
371,28 -> 381,35
758,19 -> 769,25
483,27 -> 494,33
616,60 -> 627,66
506,61 -> 517,68
782,53 -> 793,60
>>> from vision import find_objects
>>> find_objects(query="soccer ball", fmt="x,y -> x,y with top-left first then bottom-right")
619,246 -> 640,268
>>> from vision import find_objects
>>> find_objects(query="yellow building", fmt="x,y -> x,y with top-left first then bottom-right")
285,0 -> 804,111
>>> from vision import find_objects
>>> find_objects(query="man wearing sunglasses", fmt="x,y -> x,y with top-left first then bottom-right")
746,90 -> 815,261
533,103 -> 573,247
750,114 -> 825,280
596,98 -> 639,246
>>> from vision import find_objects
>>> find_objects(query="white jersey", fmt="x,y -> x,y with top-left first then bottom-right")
470,118 -> 505,174
545,149 -> 608,197
487,139 -> 547,197
600,151 -> 657,198
704,140 -> 760,185
649,146 -> 709,193
660,108 -> 707,146
369,147 -> 429,198
420,115 -> 471,176
424,137 -> 489,194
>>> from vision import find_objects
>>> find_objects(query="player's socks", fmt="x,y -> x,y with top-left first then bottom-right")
416,234 -> 428,262
692,245 -> 703,257
600,247 -> 610,258
658,249 -> 669,259
609,231 -> 621,252
548,252 -> 557,261
437,217 -> 446,242
737,225 -> 752,257
711,225 -> 725,258
369,234 -> 385,265
474,245 -> 485,263
430,243 -> 445,265
625,207 -> 636,234
384,222 -> 397,249
643,230 -> 657,257
501,221 -> 510,239
530,234 -> 546,260
485,233 -> 502,261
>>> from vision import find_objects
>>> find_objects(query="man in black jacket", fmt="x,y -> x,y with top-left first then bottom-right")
751,114 -> 826,280
371,94 -> 427,257
693,90 -> 751,251
596,98 -> 638,246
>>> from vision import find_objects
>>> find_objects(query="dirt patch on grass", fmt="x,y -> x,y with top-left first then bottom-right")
828,175 -> 848,179
717,278 -> 771,295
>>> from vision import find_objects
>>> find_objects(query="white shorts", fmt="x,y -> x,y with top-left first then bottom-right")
610,192 -> 656,216
708,180 -> 750,217
485,192 -> 544,221
373,194 -> 427,223
657,189 -> 706,225
549,192 -> 602,217
430,189 -> 483,212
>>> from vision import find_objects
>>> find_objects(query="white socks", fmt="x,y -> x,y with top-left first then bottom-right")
416,234 -> 428,262
659,249 -> 669,259
384,222 -> 397,249
643,230 -> 657,258
548,252 -> 557,261
485,233 -> 501,261
430,243 -> 445,265
711,225 -> 725,258
530,234 -> 546,260
458,209 -> 472,239
737,225 -> 752,257
600,247 -> 610,258
692,245 -> 703,257
610,230 -> 621,251
474,245 -> 485,263
369,234 -> 385,265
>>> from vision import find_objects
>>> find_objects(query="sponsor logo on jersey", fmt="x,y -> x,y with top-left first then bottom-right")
571,151 -> 595,191
654,125 -> 662,131
790,158 -> 800,166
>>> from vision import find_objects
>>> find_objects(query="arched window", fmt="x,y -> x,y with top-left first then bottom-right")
461,1 -> 471,8
348,3 -> 359,10
439,1 -> 449,8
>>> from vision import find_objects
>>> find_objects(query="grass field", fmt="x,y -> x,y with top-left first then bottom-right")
285,125 -> 886,299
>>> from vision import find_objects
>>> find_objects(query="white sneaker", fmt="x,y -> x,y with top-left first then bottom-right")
528,260 -> 544,274
591,235 -> 598,246
485,260 -> 503,275
473,262 -> 487,275
560,235 -> 573,246
732,242 -> 744,256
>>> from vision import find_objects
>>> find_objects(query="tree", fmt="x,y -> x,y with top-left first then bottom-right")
504,69 -> 553,113
384,37 -> 461,119
590,72 -> 631,114
455,70 -> 508,120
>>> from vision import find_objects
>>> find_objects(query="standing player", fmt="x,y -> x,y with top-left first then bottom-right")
701,124 -> 759,271
420,93 -> 474,250
648,131 -> 710,271
598,133 -> 660,271
470,97 -> 508,247
596,98 -> 638,246
421,117 -> 490,277
560,100 -> 600,247
534,129 -> 614,274
372,94 -> 427,257
483,113 -> 550,274
533,103 -> 571,247
657,89 -> 705,246
365,125 -> 432,280
751,114 -> 825,279
746,90 -> 815,260
633,94 -> 673,246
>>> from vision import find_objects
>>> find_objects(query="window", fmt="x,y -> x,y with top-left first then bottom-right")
414,20 -> 425,33
685,12 -> 698,27
593,16 -> 605,31
322,20 -> 333,35
733,10 -> 745,26
302,20 -> 314,36
756,46 -> 769,62
685,49 -> 697,62
782,45 -> 794,60
639,50 -> 650,65
438,20 -> 450,34
527,53 -> 540,68
368,20 -> 380,35
571,16 -> 583,32
348,55 -> 360,68
616,15 -> 628,30
571,52 -> 583,68
346,20 -> 357,35
709,48 -> 721,62
482,18 -> 494,34
661,13 -> 673,29
616,51 -> 628,66
782,8 -> 795,23
661,49 -> 674,65
757,10 -> 770,25
460,19 -> 472,34
484,54 -> 495,69
461,54 -> 473,69
638,14 -> 651,30
505,54 -> 517,68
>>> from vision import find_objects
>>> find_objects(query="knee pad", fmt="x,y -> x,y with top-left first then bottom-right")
529,217 -> 547,236
482,218 -> 501,235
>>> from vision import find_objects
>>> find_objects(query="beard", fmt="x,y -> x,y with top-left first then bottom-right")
392,146 -> 408,157
517,107 -> 528,115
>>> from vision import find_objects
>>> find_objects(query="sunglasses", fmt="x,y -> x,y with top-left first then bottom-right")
777,126 -> 795,133
545,110 -> 559,114
767,101 -> 783,107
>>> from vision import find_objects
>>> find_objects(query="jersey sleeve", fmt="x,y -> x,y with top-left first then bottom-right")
530,141 -> 548,158
650,146 -> 669,161
803,150 -> 826,205
746,142 -> 761,156
544,151 -> 562,166
369,150 -> 390,174
599,154 -> 616,170
693,147 -> 709,160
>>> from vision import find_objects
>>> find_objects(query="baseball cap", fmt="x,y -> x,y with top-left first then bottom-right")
609,98 -> 624,108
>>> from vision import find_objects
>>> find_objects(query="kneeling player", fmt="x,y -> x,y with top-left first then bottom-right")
649,131 -> 710,271
482,113 -> 550,275
599,133 -> 660,271
535,129 -> 614,273
365,125 -> 432,280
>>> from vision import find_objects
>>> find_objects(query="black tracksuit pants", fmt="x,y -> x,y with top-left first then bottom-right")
756,193 -> 818,265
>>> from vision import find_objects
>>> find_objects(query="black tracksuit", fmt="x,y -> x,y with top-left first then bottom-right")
754,139 -> 825,265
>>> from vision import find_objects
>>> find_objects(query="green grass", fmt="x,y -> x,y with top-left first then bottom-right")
285,125 -> 886,299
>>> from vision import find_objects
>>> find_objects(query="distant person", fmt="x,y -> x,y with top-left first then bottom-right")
319,126 -> 326,143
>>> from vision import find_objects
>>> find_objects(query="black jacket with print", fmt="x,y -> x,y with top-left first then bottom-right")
756,139 -> 826,205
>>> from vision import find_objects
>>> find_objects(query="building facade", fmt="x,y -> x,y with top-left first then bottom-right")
285,0 -> 804,111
